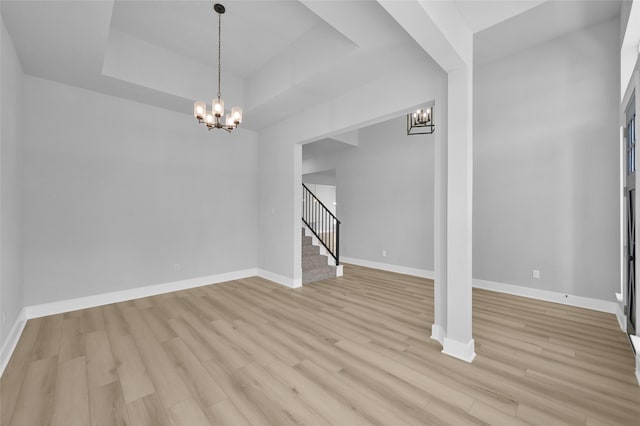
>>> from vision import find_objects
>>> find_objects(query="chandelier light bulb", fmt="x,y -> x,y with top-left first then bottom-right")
193,101 -> 206,120
231,107 -> 242,124
213,98 -> 224,117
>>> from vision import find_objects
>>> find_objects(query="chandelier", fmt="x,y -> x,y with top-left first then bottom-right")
407,105 -> 435,135
193,3 -> 242,132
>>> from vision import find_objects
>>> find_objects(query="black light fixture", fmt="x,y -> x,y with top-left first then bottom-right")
193,3 -> 242,132
407,105 -> 435,135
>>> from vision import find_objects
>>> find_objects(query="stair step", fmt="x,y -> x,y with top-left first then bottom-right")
302,266 -> 336,276
302,256 -> 330,269
301,226 -> 337,285
302,267 -> 337,284
303,245 -> 320,256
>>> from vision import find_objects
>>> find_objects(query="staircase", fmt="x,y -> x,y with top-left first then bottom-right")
301,183 -> 343,284
302,227 -> 343,284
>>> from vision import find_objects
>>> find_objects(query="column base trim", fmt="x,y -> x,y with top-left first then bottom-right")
442,337 -> 476,363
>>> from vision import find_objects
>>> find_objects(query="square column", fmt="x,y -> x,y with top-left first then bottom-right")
441,66 -> 475,362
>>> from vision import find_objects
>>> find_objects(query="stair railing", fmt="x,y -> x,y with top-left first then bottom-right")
302,183 -> 340,265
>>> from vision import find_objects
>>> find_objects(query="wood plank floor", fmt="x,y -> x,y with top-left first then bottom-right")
2,264 -> 639,425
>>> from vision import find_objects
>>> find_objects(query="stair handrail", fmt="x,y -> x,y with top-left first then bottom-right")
302,183 -> 340,265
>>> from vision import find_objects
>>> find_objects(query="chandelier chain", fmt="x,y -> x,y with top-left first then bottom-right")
217,11 -> 222,99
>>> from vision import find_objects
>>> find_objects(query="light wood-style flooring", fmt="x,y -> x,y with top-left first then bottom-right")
1,264 -> 639,425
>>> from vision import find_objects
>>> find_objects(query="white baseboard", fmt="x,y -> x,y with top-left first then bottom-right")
330,258 -> 617,315
615,292 -> 627,332
341,257 -> 435,280
25,268 -> 259,319
473,278 -> 617,314
442,337 -> 476,363
257,269 -> 301,289
630,336 -> 640,387
431,323 -> 445,345
0,308 -> 27,378
1,267 -> 303,378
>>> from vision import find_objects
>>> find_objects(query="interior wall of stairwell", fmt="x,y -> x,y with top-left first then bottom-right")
302,115 -> 435,274
473,17 -> 620,302
21,76 -> 259,306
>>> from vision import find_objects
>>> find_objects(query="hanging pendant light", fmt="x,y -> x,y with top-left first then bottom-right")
193,3 -> 242,132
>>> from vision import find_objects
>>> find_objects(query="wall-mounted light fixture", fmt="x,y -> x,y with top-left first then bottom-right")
407,105 -> 435,135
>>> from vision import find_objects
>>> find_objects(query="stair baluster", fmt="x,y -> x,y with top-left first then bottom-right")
302,183 -> 340,265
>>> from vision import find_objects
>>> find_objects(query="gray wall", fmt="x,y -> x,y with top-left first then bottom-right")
302,171 -> 337,186
474,18 -> 620,301
22,76 -> 258,305
1,16 -> 24,350
303,116 -> 435,272
257,134 -> 298,281
256,54 -> 445,283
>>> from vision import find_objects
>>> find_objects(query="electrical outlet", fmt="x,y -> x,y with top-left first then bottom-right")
533,269 -> 540,279
174,263 -> 181,272
382,250 -> 387,257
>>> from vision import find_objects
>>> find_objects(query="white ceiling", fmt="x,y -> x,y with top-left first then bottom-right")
454,0 -> 547,33
110,1 -> 322,78
0,0 -> 623,132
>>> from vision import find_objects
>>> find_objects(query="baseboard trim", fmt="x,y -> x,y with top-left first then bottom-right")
442,337 -> 476,363
341,257 -> 435,280
25,268 -> 259,319
615,292 -> 627,332
630,336 -> 640,387
2,267 -> 300,377
431,323 -> 445,345
336,259 -> 616,314
473,278 -> 617,314
257,269 -> 301,289
0,308 -> 27,378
